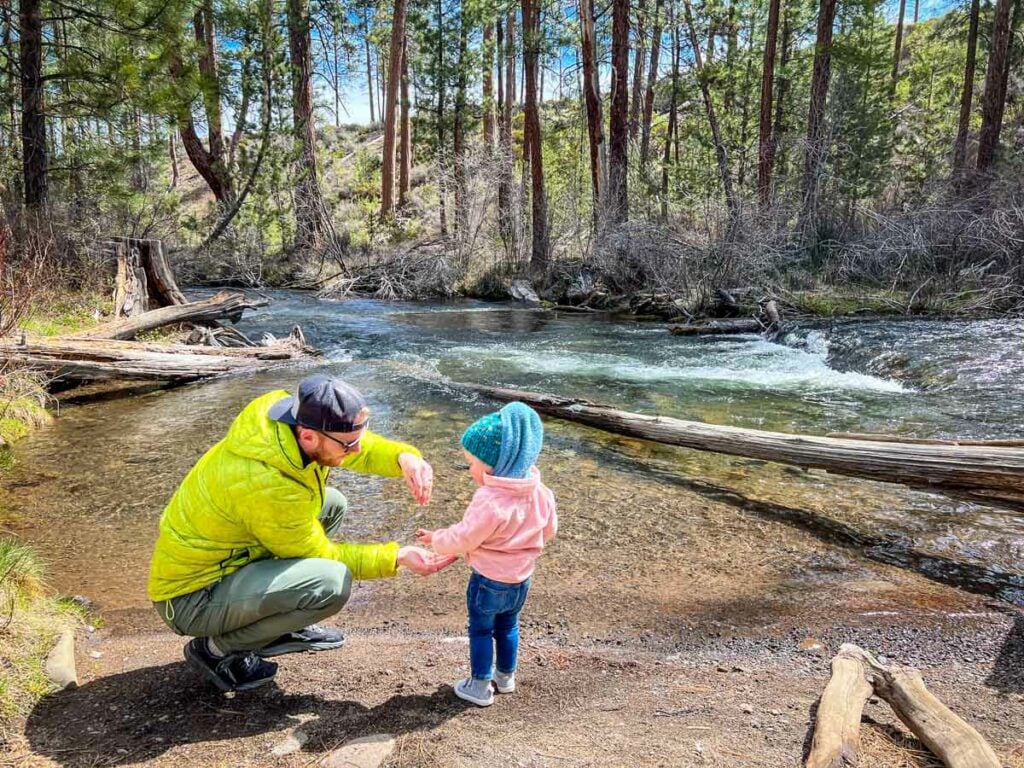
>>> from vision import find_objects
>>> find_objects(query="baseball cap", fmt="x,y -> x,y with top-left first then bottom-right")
269,374 -> 369,432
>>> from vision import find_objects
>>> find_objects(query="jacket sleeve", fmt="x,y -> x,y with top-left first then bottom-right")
243,483 -> 399,580
430,492 -> 501,556
339,430 -> 422,477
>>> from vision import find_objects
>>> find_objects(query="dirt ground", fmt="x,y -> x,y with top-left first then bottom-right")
5,447 -> 1024,767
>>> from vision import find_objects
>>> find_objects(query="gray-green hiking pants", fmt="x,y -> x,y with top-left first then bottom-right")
154,487 -> 354,654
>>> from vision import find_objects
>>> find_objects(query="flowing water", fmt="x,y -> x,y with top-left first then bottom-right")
3,293 -> 1024,614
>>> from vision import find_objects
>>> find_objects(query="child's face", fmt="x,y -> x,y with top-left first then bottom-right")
463,449 -> 492,487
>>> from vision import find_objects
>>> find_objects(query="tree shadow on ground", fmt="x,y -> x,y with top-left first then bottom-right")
24,661 -> 465,767
986,611 -> 1024,693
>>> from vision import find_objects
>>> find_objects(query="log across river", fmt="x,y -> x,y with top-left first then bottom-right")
465,384 -> 1024,513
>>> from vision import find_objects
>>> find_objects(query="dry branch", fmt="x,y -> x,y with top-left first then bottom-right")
838,644 -> 1000,768
72,291 -> 267,341
1,336 -> 306,383
465,384 -> 1024,511
806,647 -> 873,768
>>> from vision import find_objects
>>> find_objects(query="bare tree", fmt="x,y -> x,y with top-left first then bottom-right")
976,0 -> 1014,171
682,0 -> 738,225
801,0 -> 838,228
757,0 -> 781,207
952,0 -> 980,179
399,36 -> 412,208
380,0 -> 408,218
639,0 -> 663,170
522,0 -> 549,267
20,0 -> 46,208
288,0 -> 329,248
483,22 -> 495,148
629,0 -> 647,140
608,0 -> 630,223
363,6 -> 376,124
580,0 -> 605,214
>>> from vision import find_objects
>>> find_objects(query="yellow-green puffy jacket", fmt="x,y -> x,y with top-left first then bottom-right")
147,390 -> 421,601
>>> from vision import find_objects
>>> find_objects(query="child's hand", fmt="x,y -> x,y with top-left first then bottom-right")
415,528 -> 434,546
397,546 -> 457,575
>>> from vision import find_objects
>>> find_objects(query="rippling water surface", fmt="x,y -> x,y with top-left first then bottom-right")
3,293 -> 1023,610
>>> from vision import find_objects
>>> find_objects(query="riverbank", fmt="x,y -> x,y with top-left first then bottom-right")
4,463 -> 1023,766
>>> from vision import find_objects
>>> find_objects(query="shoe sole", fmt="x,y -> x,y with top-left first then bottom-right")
494,683 -> 515,694
454,685 -> 494,707
257,638 -> 346,658
184,644 -> 277,693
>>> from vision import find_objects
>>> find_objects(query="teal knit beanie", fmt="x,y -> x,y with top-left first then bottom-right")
461,412 -> 503,468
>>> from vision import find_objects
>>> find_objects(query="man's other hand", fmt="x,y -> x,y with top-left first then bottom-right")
397,546 -> 457,575
398,453 -> 433,505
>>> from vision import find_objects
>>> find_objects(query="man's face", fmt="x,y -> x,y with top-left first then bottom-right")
298,409 -> 369,467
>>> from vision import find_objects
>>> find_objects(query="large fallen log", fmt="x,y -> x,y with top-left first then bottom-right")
806,646 -> 873,768
668,318 -> 766,336
464,384 -> 1024,512
71,291 -> 267,342
2,336 -> 307,383
806,644 -> 1000,768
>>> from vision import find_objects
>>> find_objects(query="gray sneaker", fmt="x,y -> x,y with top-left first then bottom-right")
454,677 -> 494,707
494,671 -> 516,693
257,624 -> 345,657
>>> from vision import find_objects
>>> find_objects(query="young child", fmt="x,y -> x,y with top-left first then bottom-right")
416,401 -> 558,707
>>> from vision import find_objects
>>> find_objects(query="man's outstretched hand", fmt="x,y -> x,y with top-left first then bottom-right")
398,453 -> 433,505
397,545 -> 457,575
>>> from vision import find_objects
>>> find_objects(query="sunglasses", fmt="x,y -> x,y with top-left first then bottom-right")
318,421 -> 368,451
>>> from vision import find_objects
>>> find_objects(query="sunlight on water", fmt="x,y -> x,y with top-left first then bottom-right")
3,294 -> 1023,611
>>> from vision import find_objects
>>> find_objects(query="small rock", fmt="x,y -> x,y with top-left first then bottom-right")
45,629 -> 77,690
323,734 -> 396,768
716,664 -> 729,673
741,703 -> 754,714
732,665 -> 751,674
799,637 -> 827,656
271,729 -> 308,757
89,651 -> 104,659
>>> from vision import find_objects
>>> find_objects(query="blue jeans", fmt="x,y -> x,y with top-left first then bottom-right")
467,571 -> 531,681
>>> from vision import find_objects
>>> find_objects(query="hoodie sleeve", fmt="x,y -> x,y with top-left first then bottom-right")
542,487 -> 558,543
430,491 -> 502,556
339,430 -> 421,477
243,482 -> 399,579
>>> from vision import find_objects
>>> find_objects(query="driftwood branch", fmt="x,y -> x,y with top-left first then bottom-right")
806,647 -> 874,768
464,384 -> 1024,512
2,336 -> 306,383
72,291 -> 268,341
810,644 -> 1001,768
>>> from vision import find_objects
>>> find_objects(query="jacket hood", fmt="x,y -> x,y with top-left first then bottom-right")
481,465 -> 542,496
224,390 -> 314,482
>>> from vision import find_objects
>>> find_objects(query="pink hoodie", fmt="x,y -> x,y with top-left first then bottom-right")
429,466 -> 557,584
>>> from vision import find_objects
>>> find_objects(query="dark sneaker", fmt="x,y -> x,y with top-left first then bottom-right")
257,624 -> 346,657
184,638 -> 278,692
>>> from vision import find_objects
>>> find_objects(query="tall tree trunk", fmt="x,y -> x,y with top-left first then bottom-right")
483,22 -> 495,148
629,0 -> 647,140
363,10 -> 376,124
801,0 -> 838,228
757,0 -> 781,208
380,0 -> 408,219
976,0 -> 1013,171
891,0 -> 907,95
195,1 -> 232,202
952,0 -> 981,179
640,0 -> 663,171
398,36 -> 412,208
288,0 -> 328,248
435,0 -> 448,235
498,12 -> 517,250
169,129 -> 180,189
914,0 -> 919,23
772,8 -> 792,184
736,9 -> 755,189
580,0 -> 605,216
661,3 -> 679,221
608,0 -> 630,223
522,0 -> 549,267
20,0 -> 46,208
229,49 -> 253,169
682,0 -> 739,226
454,7 -> 469,232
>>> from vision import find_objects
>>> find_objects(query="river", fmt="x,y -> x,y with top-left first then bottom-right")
3,294 -> 1023,617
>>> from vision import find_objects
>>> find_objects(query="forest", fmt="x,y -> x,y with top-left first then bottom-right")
0,0 -> 1022,313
